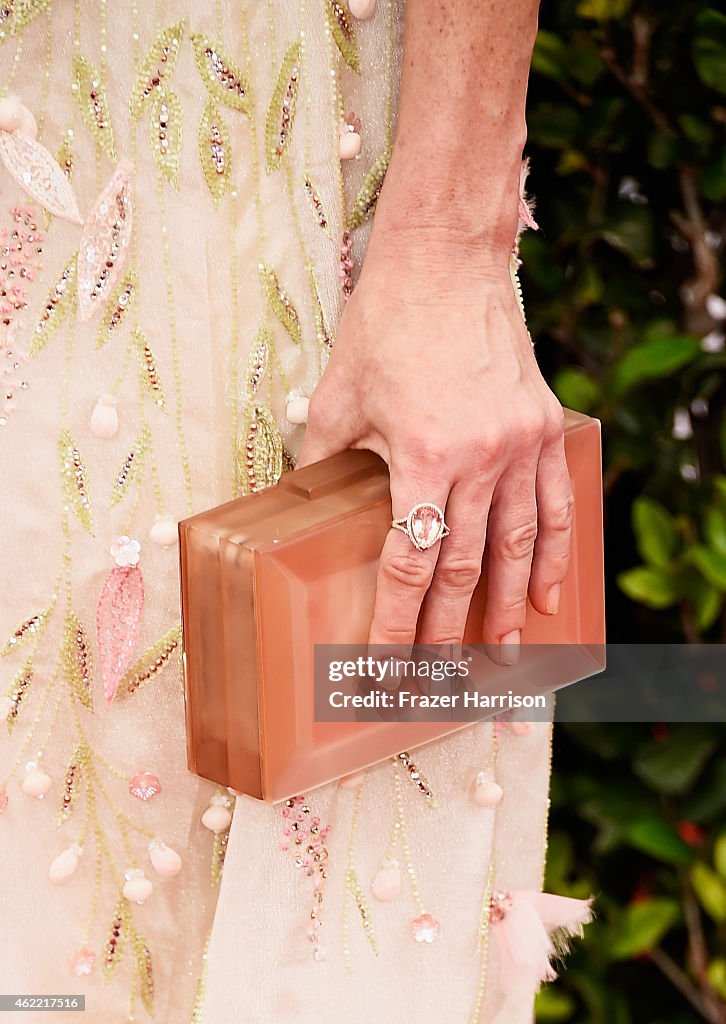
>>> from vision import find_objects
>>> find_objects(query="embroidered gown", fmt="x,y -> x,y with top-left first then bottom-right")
0,3 -> 582,1022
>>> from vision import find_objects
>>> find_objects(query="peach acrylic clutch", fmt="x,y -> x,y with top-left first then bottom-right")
178,409 -> 605,803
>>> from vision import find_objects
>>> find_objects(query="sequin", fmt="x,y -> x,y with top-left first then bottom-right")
1,608 -> 48,657
345,867 -> 378,954
339,229 -> 353,299
0,0 -> 48,39
0,130 -> 82,224
103,898 -> 130,979
77,161 -> 133,322
191,34 -> 251,116
258,263 -> 302,346
61,610 -> 94,711
411,912 -> 440,943
30,254 -> 77,356
58,743 -> 88,824
324,0 -> 361,72
110,425 -> 150,505
58,429 -> 93,534
96,563 -> 145,707
245,328 -> 270,396
303,174 -> 331,237
128,771 -> 161,801
129,21 -> 184,123
396,751 -> 436,804
134,328 -> 166,410
72,55 -> 117,163
265,43 -> 300,172
133,934 -> 154,1014
198,99 -> 232,204
349,146 -> 391,229
95,270 -> 135,349
116,625 -> 182,700
211,828 -> 229,885
236,403 -> 283,495
56,136 -> 73,182
5,656 -> 32,733
150,86 -> 182,188
309,266 -> 334,353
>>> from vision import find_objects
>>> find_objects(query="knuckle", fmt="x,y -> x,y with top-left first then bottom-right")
548,492 -> 575,531
517,409 -> 547,446
500,519 -> 538,560
382,551 -> 432,591
473,430 -> 507,466
434,558 -> 482,592
544,405 -> 566,441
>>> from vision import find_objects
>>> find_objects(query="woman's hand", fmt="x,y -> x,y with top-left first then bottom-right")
298,238 -> 574,665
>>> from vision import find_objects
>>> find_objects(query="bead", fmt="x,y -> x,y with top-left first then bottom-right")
473,775 -> 503,807
22,768 -> 51,798
339,130 -> 361,160
149,515 -> 178,548
128,771 -> 162,801
285,395 -> 309,425
110,535 -> 141,568
48,843 -> 83,884
89,394 -> 119,439
411,912 -> 440,943
148,839 -> 182,877
339,770 -> 366,790
122,869 -> 154,905
349,0 -> 377,17
201,804 -> 232,834
0,96 -> 23,132
371,859 -> 401,901
70,947 -> 96,977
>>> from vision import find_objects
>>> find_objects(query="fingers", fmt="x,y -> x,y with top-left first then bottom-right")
482,450 -> 540,664
416,478 -> 493,646
296,388 -> 355,468
528,420 -> 574,617
368,465 -> 451,650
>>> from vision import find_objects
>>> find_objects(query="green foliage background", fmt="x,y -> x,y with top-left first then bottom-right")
522,1 -> 726,1020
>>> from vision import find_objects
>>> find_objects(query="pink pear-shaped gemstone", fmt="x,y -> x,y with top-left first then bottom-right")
128,771 -> 161,801
409,505 -> 444,550
411,912 -> 440,943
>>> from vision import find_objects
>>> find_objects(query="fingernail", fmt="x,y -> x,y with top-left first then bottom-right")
546,583 -> 561,616
498,630 -> 520,666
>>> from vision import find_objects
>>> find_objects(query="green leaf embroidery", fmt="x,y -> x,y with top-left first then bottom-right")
129,21 -> 184,123
324,0 -> 360,72
30,255 -> 78,356
191,34 -> 252,115
198,99 -> 232,204
150,85 -> 183,188
258,264 -> 302,346
73,55 -> 117,162
58,430 -> 93,534
265,42 -> 301,172
349,146 -> 391,229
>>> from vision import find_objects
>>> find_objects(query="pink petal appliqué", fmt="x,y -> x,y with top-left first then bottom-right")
0,130 -> 83,224
96,563 -> 144,707
77,160 -> 133,322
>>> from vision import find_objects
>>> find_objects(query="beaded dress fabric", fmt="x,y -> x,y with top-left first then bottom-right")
0,3 -> 587,1023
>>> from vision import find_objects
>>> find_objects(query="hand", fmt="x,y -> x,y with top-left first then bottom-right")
298,240 -> 574,665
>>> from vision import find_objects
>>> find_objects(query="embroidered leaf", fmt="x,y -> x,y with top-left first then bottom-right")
61,610 -> 93,711
282,447 -> 296,474
133,933 -> 154,1014
133,327 -> 166,410
95,270 -> 136,349
191,34 -> 251,115
0,0 -> 50,41
110,425 -> 151,506
309,265 -> 333,354
77,161 -> 133,322
0,130 -> 82,223
58,742 -> 89,824
116,624 -> 182,700
349,146 -> 391,229
5,657 -> 32,734
58,430 -> 93,534
56,135 -> 74,182
96,564 -> 145,707
73,55 -> 117,162
258,264 -> 302,346
265,42 -> 300,172
245,328 -> 270,397
237,403 -> 283,495
324,0 -> 360,72
30,255 -> 77,356
1,609 -> 49,657
198,99 -> 232,204
304,173 -> 331,236
211,828 -> 230,885
129,21 -> 184,123
150,85 -> 182,188
103,897 -> 130,979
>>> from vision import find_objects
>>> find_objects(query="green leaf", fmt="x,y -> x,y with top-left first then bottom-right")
693,10 -> 726,94
534,986 -> 576,1020
633,732 -> 716,794
691,577 -> 723,633
531,31 -> 569,84
702,150 -> 726,202
715,833 -> 726,878
704,505 -> 726,556
632,497 -> 679,567
610,899 -> 681,959
553,367 -> 600,413
690,862 -> 726,922
576,0 -> 630,21
617,566 -> 680,609
624,817 -> 693,864
691,545 -> 726,590
598,205 -> 654,268
611,335 -> 701,396
708,959 -> 726,1002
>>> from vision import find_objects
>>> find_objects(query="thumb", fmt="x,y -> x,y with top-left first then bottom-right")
296,390 -> 356,468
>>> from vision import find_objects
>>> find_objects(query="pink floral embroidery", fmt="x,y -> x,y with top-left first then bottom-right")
97,538 -> 144,706
279,794 -> 332,961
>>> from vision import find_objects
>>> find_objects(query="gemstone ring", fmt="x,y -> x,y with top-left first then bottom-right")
391,502 -> 451,551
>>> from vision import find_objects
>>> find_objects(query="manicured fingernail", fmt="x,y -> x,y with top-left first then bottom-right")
546,583 -> 561,615
498,630 -> 520,666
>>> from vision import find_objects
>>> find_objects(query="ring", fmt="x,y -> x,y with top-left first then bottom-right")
391,502 -> 451,551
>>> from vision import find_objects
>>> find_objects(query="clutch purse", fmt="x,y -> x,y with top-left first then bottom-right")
178,409 -> 605,803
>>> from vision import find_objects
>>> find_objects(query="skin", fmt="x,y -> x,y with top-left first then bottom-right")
299,0 -> 574,665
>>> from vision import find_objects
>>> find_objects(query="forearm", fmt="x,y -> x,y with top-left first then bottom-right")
371,0 -> 540,264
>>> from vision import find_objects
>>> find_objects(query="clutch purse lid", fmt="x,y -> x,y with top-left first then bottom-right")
178,409 -> 605,803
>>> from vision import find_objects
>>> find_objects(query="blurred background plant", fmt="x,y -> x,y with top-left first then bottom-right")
521,0 -> 726,1019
